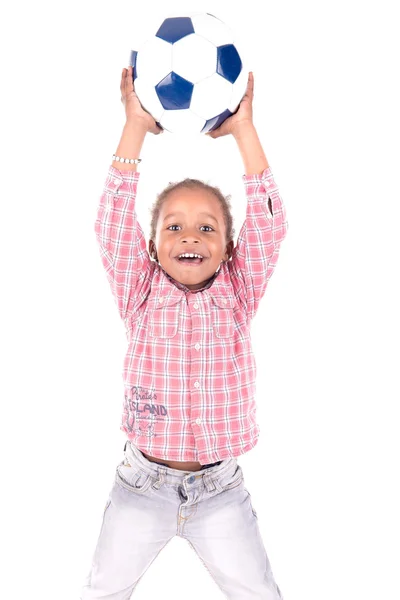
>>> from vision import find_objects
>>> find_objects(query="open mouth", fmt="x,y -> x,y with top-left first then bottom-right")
175,254 -> 205,266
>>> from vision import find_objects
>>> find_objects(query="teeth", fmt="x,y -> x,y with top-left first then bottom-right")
178,253 -> 203,259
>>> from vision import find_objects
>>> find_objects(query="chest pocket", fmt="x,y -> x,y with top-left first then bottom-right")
148,296 -> 182,338
210,295 -> 236,338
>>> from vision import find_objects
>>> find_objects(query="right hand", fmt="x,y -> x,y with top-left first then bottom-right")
120,66 -> 163,135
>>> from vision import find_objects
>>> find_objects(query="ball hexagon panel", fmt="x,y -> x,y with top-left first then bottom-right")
229,68 -> 248,113
136,37 -> 172,85
161,109 -> 206,135
155,72 -> 194,110
190,74 -> 233,120
191,13 -> 234,46
217,45 -> 242,84
172,34 -> 217,84
156,17 -> 194,43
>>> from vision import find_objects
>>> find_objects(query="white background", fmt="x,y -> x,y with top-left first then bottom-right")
1,0 -> 399,599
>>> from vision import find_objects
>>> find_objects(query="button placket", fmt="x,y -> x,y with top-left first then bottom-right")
190,298 -> 203,435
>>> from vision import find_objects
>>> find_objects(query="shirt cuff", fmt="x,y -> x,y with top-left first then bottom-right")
242,167 -> 272,181
104,165 -> 141,195
242,167 -> 278,196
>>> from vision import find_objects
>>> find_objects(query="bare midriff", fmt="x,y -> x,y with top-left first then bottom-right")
141,450 -> 203,472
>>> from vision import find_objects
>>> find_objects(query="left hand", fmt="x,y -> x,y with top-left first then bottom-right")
206,71 -> 254,139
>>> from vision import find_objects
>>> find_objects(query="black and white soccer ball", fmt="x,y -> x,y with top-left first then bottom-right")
130,13 -> 248,135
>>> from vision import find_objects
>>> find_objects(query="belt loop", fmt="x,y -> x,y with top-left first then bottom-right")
203,469 -> 216,492
152,465 -> 168,490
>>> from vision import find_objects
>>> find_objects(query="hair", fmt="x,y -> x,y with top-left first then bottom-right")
149,178 -> 235,245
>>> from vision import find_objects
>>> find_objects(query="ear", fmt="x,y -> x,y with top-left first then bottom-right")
148,239 -> 157,261
223,240 -> 234,262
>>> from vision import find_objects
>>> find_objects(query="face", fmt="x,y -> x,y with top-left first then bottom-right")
149,187 -> 233,290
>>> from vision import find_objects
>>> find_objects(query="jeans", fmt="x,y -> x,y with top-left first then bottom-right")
80,441 -> 283,599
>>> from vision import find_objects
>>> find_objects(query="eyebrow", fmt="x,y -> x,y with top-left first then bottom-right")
162,211 -> 218,224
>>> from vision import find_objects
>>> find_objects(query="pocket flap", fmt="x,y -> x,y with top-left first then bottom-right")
152,295 -> 183,308
210,294 -> 236,309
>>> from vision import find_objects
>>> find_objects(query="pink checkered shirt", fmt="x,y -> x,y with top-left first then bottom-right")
94,164 -> 288,464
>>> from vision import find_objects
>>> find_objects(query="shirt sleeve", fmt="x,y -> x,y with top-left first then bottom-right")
228,167 -> 288,320
94,165 -> 153,322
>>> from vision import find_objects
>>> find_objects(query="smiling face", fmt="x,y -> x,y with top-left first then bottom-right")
149,187 -> 234,290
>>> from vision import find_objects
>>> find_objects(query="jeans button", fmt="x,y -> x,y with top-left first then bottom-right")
187,476 -> 195,484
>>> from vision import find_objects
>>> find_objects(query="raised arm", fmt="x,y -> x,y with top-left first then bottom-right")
94,67 -> 163,324
94,123 -> 153,323
206,72 -> 288,319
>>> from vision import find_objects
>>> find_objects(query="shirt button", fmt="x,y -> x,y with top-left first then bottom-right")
265,180 -> 271,187
195,418 -> 202,425
222,298 -> 227,304
194,381 -> 200,388
158,297 -> 163,303
113,179 -> 119,185
195,343 -> 200,351
193,303 -> 199,309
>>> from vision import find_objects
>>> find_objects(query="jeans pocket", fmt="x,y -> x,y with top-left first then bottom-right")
216,464 -> 244,492
116,461 -> 154,494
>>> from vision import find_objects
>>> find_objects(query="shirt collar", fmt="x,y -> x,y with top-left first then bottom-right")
159,264 -> 220,293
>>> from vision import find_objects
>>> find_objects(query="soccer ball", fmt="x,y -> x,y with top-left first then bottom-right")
129,13 -> 248,135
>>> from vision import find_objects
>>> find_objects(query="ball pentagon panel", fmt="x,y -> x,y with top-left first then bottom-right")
156,17 -> 195,43
201,109 -> 233,134
155,72 -> 194,110
217,44 -> 242,84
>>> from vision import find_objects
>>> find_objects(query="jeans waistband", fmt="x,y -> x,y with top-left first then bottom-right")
138,449 -> 222,470
123,441 -> 236,487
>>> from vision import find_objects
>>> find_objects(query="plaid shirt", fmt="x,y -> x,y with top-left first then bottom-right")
94,164 -> 288,464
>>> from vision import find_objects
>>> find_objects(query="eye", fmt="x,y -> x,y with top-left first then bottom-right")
167,225 -> 214,232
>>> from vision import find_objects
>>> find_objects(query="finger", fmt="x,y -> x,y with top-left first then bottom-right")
153,122 -> 164,134
125,67 -> 130,93
151,125 -> 164,135
243,72 -> 253,98
128,65 -> 135,91
120,67 -> 126,94
247,71 -> 254,95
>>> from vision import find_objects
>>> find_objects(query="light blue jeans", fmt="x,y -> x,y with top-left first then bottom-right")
80,441 -> 283,599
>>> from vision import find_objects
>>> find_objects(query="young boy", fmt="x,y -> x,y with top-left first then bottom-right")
81,66 -> 288,599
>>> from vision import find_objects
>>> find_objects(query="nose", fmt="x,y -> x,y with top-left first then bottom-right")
180,231 -> 201,243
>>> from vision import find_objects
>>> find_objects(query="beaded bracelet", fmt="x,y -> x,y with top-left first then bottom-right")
112,155 -> 142,164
